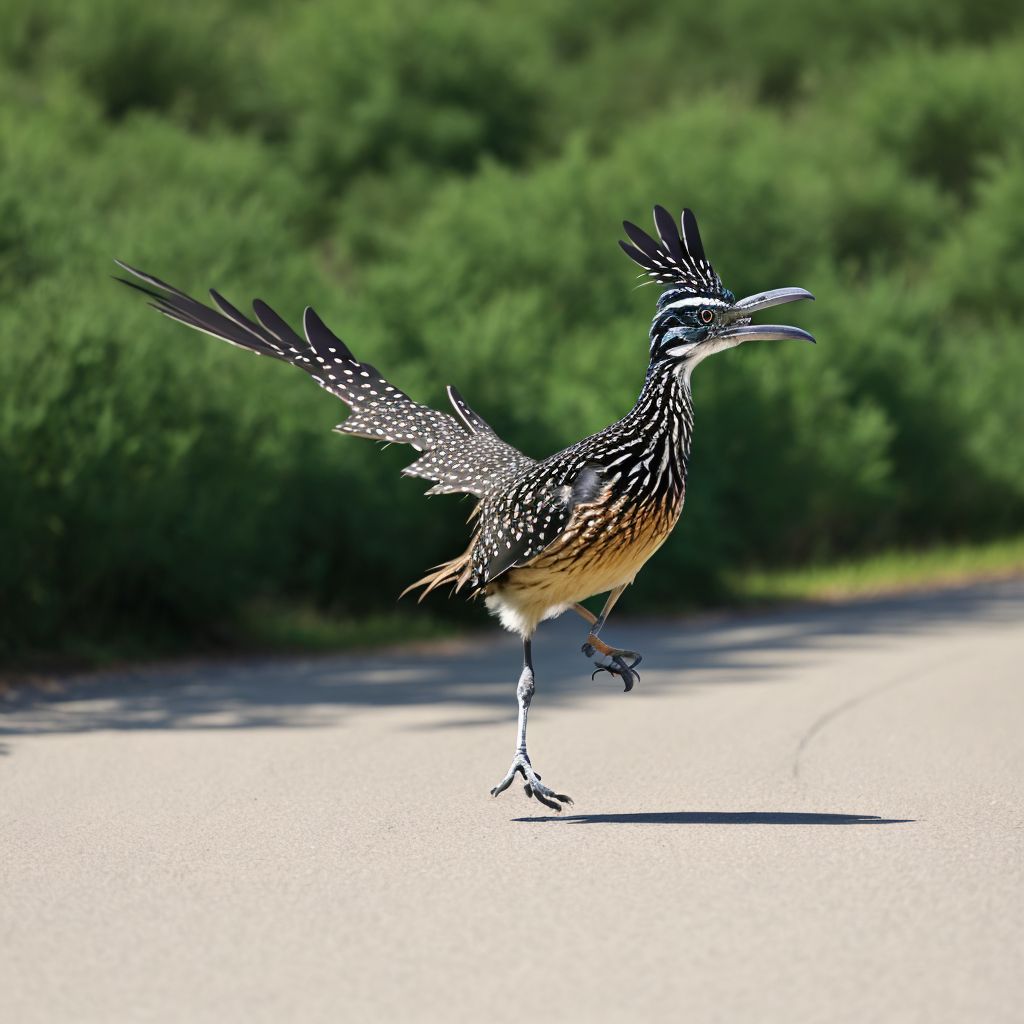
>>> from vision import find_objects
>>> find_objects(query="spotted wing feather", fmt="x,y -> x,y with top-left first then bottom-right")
470,462 -> 609,588
115,262 -> 534,499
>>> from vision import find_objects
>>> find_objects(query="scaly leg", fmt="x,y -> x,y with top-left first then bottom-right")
573,586 -> 642,691
490,638 -> 573,812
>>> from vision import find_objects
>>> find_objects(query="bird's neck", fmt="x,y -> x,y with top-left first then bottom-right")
626,360 -> 694,456
606,360 -> 694,506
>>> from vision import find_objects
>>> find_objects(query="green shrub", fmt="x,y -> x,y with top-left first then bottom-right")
2,1 -> 1024,658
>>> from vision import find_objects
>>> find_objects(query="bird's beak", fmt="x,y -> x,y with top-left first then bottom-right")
720,287 -> 816,344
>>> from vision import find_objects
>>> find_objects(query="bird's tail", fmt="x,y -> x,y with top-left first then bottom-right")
114,260 -> 428,442
400,543 -> 476,601
114,261 -> 535,501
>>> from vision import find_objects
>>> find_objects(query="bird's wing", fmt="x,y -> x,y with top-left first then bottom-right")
115,262 -> 535,498
470,461 -> 611,588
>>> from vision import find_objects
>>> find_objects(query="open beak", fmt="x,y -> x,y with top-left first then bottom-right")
720,286 -> 815,344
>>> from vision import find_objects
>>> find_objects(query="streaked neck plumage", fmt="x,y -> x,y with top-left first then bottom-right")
610,358 -> 693,506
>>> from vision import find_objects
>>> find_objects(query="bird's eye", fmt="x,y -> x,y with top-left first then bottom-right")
699,308 -> 714,324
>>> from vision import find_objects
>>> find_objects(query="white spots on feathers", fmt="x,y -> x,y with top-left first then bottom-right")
468,359 -> 693,588
114,259 -> 533,503
116,257 -> 696,598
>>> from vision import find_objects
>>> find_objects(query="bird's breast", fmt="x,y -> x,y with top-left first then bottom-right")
492,490 -> 684,614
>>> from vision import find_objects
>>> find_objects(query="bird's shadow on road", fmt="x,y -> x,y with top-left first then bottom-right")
513,810 -> 915,825
2,579 -> 1022,743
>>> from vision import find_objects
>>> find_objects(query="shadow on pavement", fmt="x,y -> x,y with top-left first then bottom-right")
2,579 -> 1022,742
513,811 -> 915,825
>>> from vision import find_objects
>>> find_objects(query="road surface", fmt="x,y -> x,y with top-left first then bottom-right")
3,581 -> 1023,1022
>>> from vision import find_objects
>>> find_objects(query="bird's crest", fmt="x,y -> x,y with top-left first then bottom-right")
619,206 -> 728,300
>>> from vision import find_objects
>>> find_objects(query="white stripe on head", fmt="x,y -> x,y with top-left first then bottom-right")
663,296 -> 730,311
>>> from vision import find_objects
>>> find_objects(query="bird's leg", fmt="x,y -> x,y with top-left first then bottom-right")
573,586 -> 642,692
490,638 -> 572,812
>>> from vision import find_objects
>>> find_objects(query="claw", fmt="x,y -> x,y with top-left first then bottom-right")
529,785 -> 572,811
591,653 -> 642,692
490,775 -> 515,798
491,754 -> 572,811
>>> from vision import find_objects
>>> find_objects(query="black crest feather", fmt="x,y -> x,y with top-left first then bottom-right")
619,206 -> 726,298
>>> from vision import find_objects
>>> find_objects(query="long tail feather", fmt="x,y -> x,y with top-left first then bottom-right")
115,261 -> 535,502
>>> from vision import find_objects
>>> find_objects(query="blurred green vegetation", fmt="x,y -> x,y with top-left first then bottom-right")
2,0 -> 1024,661
730,536 -> 1024,604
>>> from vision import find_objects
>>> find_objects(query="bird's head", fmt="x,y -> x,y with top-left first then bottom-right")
620,206 -> 814,374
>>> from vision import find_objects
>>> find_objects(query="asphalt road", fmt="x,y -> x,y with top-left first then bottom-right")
3,581 -> 1022,1023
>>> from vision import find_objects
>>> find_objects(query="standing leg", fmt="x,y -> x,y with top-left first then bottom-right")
572,586 -> 643,691
490,637 -> 573,811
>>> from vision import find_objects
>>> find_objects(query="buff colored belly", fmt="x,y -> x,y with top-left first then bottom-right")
486,500 -> 682,634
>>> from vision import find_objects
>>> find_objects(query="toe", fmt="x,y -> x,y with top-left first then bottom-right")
533,790 -> 564,812
591,656 -> 639,691
490,771 -> 516,798
531,778 -> 573,812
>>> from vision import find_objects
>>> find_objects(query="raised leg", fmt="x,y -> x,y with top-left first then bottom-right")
572,586 -> 642,691
490,638 -> 573,811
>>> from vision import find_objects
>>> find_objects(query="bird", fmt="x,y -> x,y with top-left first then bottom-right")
116,205 -> 814,811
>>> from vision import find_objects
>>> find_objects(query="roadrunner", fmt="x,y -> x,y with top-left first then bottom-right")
117,206 -> 813,810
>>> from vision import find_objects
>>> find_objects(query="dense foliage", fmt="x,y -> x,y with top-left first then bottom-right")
2,0 -> 1023,657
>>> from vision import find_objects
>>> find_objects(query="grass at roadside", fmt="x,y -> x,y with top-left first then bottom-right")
6,535 -> 1023,684
232,602 -> 455,654
727,536 -> 1024,604
0,605 -> 458,685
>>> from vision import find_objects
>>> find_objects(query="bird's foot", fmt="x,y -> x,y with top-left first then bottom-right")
584,644 -> 642,692
490,753 -> 573,812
